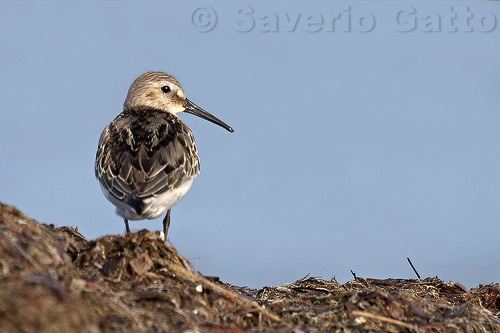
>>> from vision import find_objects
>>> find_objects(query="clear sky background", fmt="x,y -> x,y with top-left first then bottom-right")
1,0 -> 499,289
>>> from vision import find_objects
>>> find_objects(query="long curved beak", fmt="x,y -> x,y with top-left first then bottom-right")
184,99 -> 234,133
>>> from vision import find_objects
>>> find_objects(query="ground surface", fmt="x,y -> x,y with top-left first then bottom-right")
0,201 -> 499,332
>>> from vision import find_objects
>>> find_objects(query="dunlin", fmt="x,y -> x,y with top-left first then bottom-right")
95,71 -> 233,238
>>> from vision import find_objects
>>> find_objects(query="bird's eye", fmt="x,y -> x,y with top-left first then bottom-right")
161,86 -> 171,93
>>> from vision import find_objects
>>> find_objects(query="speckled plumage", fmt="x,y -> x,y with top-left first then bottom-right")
95,71 -> 233,238
95,106 -> 200,215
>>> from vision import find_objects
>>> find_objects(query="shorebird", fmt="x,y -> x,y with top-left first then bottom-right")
95,71 -> 233,238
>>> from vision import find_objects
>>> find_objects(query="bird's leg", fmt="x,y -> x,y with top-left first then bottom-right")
124,219 -> 130,233
163,209 -> 171,240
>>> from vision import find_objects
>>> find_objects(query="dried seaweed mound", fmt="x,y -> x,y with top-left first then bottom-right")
0,202 -> 499,332
250,277 -> 500,332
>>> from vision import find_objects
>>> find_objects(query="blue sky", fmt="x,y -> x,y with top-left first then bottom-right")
1,0 -> 499,289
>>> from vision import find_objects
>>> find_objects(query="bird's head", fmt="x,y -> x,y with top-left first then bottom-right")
124,71 -> 233,132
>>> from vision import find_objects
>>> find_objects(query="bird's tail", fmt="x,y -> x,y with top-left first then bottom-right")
125,196 -> 154,216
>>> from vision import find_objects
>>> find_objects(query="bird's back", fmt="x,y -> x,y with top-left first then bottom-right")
95,107 -> 200,218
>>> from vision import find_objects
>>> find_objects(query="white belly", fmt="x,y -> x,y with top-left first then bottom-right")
100,178 -> 195,220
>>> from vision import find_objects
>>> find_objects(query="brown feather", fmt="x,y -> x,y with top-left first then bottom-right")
95,106 -> 200,202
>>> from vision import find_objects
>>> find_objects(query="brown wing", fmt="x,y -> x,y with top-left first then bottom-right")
95,108 -> 200,202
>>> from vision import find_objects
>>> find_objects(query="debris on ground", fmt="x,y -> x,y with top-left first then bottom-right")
0,202 -> 499,332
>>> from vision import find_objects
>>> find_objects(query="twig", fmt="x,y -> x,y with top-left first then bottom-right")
291,286 -> 331,294
350,270 -> 357,279
298,272 -> 310,281
171,261 -> 288,327
407,257 -> 421,279
0,226 -> 43,273
352,310 -> 417,331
